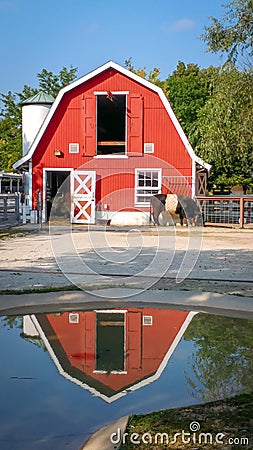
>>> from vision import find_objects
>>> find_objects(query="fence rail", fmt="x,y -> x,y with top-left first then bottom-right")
196,195 -> 253,228
0,193 -> 40,226
0,193 -> 20,223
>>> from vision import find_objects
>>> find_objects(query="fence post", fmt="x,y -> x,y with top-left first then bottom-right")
239,197 -> 244,228
15,193 -> 20,222
22,203 -> 26,224
3,196 -> 7,221
37,189 -> 42,229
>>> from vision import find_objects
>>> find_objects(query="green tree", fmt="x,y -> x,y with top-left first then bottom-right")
124,58 -> 214,140
124,57 -> 164,88
164,61 -> 214,138
202,0 -> 253,68
37,66 -> 78,98
0,91 -> 23,171
193,67 -> 253,190
0,66 -> 77,171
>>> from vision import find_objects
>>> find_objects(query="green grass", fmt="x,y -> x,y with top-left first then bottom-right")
119,392 -> 253,449
0,227 -> 33,240
0,282 -> 127,295
0,285 -> 80,295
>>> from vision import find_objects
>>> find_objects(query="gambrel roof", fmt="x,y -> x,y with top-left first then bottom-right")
13,60 -> 211,171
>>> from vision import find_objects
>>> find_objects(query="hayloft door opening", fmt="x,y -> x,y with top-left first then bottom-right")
97,94 -> 126,155
96,312 -> 125,372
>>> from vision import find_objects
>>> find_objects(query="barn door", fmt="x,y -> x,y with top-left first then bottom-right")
82,95 -> 96,156
196,171 -> 207,195
84,312 -> 95,370
127,94 -> 143,155
70,170 -> 96,223
126,311 -> 142,371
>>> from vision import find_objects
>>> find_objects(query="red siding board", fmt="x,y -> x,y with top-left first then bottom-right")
95,171 -> 134,206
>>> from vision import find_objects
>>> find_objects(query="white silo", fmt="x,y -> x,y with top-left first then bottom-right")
21,91 -> 54,156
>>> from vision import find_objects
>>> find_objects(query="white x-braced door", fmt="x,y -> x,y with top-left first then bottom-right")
71,171 -> 96,224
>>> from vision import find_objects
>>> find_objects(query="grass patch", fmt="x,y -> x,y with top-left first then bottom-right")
0,227 -> 34,240
0,285 -> 81,295
119,392 -> 253,449
0,282 -> 127,295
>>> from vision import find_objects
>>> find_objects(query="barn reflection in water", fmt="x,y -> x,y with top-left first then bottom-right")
23,308 -> 197,402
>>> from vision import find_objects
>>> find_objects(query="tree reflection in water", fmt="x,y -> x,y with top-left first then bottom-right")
0,316 -> 22,330
184,314 -> 253,401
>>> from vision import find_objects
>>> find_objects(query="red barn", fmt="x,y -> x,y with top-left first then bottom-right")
14,61 -> 210,225
23,308 -> 197,402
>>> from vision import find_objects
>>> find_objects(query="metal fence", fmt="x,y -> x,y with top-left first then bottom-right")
0,193 -> 42,226
0,193 -> 20,224
197,196 -> 253,228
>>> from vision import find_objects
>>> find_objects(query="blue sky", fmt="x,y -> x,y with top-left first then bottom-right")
0,0 -> 225,95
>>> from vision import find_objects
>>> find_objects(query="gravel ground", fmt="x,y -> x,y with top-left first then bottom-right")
0,225 -> 253,295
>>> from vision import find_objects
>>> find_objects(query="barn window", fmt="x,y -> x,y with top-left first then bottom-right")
97,93 -> 126,155
69,313 -> 79,324
69,143 -> 79,153
135,168 -> 162,206
144,143 -> 154,154
143,315 -> 153,326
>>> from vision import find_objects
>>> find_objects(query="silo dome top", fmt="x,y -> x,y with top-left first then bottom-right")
21,91 -> 55,106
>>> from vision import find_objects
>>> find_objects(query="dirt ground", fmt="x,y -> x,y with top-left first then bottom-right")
0,225 -> 253,296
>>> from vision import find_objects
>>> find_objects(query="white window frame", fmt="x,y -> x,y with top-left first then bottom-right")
94,91 -> 129,157
135,168 -> 162,207
69,313 -> 79,324
143,315 -> 153,326
69,143 -> 79,153
93,310 -> 127,374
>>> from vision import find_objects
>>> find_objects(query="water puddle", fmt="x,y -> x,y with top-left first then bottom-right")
0,306 -> 252,449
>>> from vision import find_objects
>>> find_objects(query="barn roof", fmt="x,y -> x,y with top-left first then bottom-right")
13,60 -> 211,171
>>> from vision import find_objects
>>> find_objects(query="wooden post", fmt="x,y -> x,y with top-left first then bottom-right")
37,189 -> 42,229
3,196 -> 7,221
15,194 -> 20,222
239,197 -> 244,228
22,204 -> 27,224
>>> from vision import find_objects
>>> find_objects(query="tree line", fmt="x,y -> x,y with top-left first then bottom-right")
0,0 -> 252,192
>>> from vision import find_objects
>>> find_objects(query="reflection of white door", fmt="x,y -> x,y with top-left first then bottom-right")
71,171 -> 96,223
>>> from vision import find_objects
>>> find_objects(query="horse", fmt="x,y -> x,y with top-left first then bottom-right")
150,193 -> 202,226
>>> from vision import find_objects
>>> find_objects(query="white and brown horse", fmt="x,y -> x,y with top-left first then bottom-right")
150,194 -> 202,226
